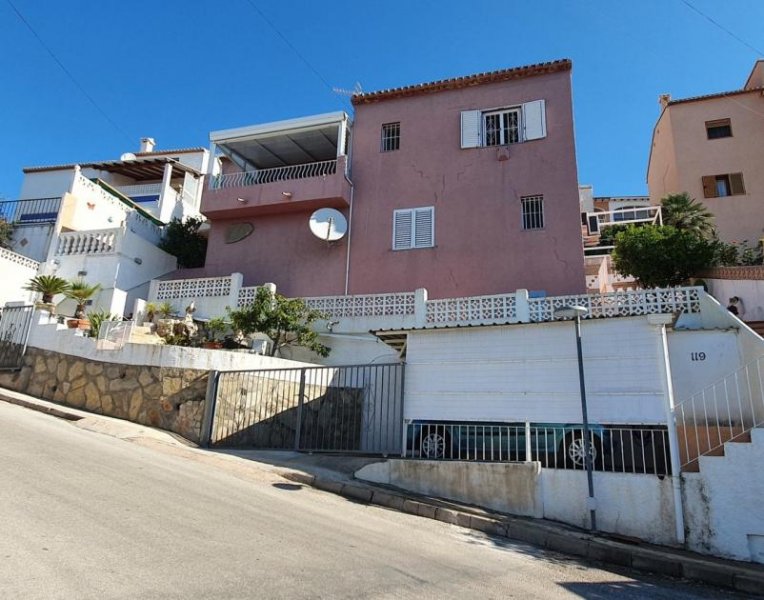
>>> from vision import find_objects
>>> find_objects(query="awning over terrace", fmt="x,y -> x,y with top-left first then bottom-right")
85,157 -> 201,181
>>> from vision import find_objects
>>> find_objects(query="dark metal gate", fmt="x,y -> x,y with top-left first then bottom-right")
206,363 -> 405,455
0,305 -> 34,370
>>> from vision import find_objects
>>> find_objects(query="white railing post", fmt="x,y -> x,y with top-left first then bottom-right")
525,421 -> 532,462
648,313 -> 685,545
229,272 -> 245,309
515,289 -> 530,323
415,288 -> 428,327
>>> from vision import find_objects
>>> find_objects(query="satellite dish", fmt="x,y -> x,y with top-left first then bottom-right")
309,208 -> 347,242
120,152 -> 137,161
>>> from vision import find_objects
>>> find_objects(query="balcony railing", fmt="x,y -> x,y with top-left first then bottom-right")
210,159 -> 338,190
0,197 -> 61,224
584,206 -> 661,236
55,228 -> 120,256
119,183 -> 162,198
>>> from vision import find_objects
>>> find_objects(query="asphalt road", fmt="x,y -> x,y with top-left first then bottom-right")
0,401 -> 750,599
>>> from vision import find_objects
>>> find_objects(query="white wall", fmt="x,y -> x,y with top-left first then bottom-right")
356,459 -> 678,546
707,278 -> 764,322
281,333 -> 399,366
0,248 -> 38,306
28,317 -> 315,371
404,317 -> 668,425
10,223 -> 55,262
19,170 -> 73,199
668,330 -> 742,403
683,428 -> 764,563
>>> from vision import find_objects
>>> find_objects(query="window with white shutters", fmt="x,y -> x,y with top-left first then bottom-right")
460,99 -> 546,148
393,207 -> 434,250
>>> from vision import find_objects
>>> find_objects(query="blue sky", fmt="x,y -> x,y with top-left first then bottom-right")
1,0 -> 761,199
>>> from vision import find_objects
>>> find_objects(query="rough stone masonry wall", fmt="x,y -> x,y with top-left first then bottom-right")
0,347 -> 208,443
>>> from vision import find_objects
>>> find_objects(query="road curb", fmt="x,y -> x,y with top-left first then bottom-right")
0,390 -> 84,421
283,472 -> 764,596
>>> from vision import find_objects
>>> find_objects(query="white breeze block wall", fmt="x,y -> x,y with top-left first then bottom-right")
0,248 -> 38,306
682,428 -> 764,563
404,317 -> 668,425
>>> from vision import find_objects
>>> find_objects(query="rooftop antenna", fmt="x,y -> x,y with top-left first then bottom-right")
309,208 -> 347,244
332,81 -> 364,97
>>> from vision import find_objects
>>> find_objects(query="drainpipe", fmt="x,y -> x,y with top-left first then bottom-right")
649,314 -> 686,545
343,115 -> 354,296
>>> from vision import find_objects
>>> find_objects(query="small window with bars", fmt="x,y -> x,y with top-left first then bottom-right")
521,195 -> 544,230
705,118 -> 732,139
483,108 -> 520,146
381,122 -> 400,152
393,207 -> 434,250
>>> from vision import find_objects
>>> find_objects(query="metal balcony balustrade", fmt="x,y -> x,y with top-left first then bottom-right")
0,197 -> 62,224
210,159 -> 338,190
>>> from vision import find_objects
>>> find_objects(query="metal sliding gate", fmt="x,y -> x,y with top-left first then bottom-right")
0,305 -> 34,370
208,363 -> 404,455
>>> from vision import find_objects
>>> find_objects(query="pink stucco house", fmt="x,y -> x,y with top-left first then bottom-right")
199,59 -> 585,299
648,60 -> 764,244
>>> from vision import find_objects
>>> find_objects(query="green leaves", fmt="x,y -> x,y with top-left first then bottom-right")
158,217 -> 208,269
0,218 -> 13,249
227,287 -> 330,358
612,225 -> 716,288
661,193 -> 715,239
24,275 -> 70,304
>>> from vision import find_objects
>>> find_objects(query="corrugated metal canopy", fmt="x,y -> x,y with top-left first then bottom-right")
221,125 -> 339,169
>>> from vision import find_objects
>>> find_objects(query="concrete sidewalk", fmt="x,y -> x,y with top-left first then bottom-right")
2,386 -> 763,596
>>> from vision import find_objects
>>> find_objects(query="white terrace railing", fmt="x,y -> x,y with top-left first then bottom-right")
55,228 -> 121,256
674,354 -> 764,471
0,246 -> 40,271
148,274 -> 703,326
210,159 -> 338,190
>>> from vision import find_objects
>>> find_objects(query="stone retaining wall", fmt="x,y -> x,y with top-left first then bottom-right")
0,347 -> 207,443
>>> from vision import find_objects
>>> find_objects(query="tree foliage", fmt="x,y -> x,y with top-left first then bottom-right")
660,193 -> 715,239
65,280 -> 102,319
226,287 -> 330,357
159,217 -> 208,268
612,225 -> 716,288
0,218 -> 13,249
24,275 -> 70,304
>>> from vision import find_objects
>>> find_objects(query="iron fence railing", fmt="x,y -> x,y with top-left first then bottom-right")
210,363 -> 404,454
674,355 -> 764,470
0,197 -> 61,224
405,422 -> 670,475
210,159 -> 338,190
0,305 -> 34,370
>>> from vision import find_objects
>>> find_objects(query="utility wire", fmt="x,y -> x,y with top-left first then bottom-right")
5,0 -> 133,142
242,0 -> 352,111
678,0 -> 763,57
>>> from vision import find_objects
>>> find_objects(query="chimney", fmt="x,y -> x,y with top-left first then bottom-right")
659,94 -> 671,109
139,137 -> 156,153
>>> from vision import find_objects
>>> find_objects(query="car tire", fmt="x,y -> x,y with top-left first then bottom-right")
418,428 -> 451,459
558,431 -> 601,469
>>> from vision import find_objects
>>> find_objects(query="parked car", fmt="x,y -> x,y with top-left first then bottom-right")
407,420 -> 607,469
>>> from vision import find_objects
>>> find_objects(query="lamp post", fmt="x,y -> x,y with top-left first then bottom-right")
554,305 -> 597,531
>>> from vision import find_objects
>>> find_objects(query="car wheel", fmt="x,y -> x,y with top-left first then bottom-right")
420,429 -> 450,459
559,431 -> 601,469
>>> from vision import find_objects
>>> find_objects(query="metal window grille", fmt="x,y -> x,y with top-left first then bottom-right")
381,122 -> 400,152
521,195 -> 544,230
483,109 -> 520,146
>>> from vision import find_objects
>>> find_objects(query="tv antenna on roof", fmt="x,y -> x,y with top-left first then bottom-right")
332,81 -> 364,97
309,208 -> 347,243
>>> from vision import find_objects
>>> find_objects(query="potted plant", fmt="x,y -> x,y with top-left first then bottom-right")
203,317 -> 228,349
144,302 -> 158,325
155,301 -> 177,337
64,279 -> 101,329
24,275 -> 70,314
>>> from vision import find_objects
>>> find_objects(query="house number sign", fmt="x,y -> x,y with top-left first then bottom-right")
690,352 -> 706,361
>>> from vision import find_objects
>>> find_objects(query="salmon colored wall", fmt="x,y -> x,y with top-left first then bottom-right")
347,69 -> 585,298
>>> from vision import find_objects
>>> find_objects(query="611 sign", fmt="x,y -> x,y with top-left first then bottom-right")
690,352 -> 706,361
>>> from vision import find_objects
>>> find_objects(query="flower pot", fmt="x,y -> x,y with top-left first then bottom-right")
202,341 -> 223,349
67,318 -> 90,330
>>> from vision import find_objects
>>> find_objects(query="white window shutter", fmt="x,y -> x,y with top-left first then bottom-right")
460,110 -> 481,148
522,99 -> 546,141
413,207 -> 434,248
393,210 -> 413,250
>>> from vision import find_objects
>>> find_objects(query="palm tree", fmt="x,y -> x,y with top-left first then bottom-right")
65,280 -> 101,319
661,193 -> 715,239
24,275 -> 70,307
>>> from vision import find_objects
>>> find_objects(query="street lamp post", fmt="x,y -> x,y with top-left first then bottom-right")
555,305 -> 597,531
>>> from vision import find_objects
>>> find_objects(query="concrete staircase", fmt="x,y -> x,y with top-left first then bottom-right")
128,324 -> 163,345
